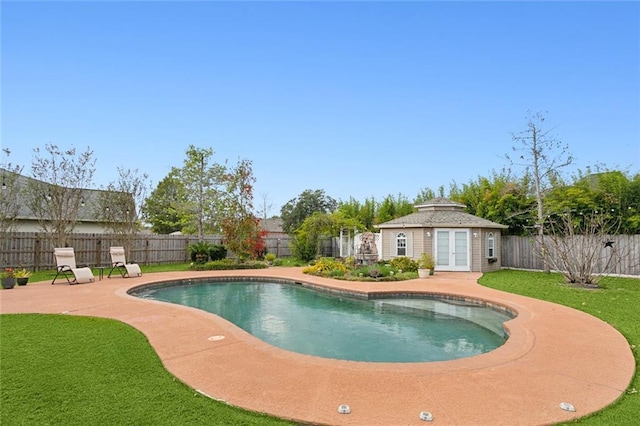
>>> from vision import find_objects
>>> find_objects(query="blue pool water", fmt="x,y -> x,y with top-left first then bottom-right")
134,280 -> 513,363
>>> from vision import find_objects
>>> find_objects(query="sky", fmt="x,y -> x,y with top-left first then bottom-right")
2,1 -> 639,216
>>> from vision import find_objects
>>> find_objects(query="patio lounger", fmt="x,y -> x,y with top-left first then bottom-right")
108,246 -> 142,278
52,247 -> 95,285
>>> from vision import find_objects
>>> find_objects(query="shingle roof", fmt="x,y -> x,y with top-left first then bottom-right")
259,218 -> 285,233
2,168 -> 128,222
375,197 -> 508,229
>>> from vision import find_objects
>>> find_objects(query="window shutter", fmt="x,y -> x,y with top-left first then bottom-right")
390,232 -> 396,257
406,232 -> 414,257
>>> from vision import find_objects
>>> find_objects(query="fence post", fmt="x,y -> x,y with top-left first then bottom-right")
96,237 -> 102,266
34,234 -> 41,271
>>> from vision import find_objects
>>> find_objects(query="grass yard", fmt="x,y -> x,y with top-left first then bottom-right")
1,267 -> 638,424
479,269 -> 639,425
0,314 -> 294,426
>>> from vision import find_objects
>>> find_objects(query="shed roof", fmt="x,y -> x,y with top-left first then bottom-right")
375,197 -> 508,229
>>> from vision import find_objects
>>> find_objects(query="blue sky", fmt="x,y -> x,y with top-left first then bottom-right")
2,1 -> 639,215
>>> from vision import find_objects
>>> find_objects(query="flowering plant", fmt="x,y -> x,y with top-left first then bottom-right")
2,268 -> 15,279
13,268 -> 31,278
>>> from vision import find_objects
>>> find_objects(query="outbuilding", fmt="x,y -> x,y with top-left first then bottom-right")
374,197 -> 508,273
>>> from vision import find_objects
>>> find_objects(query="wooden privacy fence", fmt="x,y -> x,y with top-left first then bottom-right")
0,232 -> 338,270
501,234 -> 640,276
2,232 -> 637,276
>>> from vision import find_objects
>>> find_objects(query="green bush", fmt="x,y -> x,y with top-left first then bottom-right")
418,252 -> 435,270
265,253 -> 276,263
303,257 -> 347,277
188,241 -> 211,263
327,269 -> 346,278
389,256 -> 418,272
190,259 -> 267,271
209,244 -> 227,261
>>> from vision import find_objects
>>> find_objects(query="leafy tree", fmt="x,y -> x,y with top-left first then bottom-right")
220,159 -> 266,260
142,168 -> 186,234
291,212 -> 361,261
280,189 -> 337,234
336,197 -> 376,231
414,187 -> 436,205
375,193 -> 414,225
546,168 -> 640,234
96,167 -> 150,256
176,145 -> 226,241
25,143 -> 96,248
449,170 -> 535,235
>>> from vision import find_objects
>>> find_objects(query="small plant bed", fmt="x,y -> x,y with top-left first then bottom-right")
303,257 -> 419,281
190,259 -> 268,271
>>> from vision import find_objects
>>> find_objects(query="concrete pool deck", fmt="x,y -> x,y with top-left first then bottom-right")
0,268 -> 635,425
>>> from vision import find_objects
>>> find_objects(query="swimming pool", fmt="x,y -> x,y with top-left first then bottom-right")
133,278 -> 515,362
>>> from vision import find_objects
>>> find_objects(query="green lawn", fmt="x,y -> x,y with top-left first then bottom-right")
0,314 -> 293,426
2,267 -> 638,425
478,269 -> 639,425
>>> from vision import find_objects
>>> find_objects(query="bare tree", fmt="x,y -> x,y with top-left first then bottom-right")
96,167 -> 150,257
25,144 -> 96,248
0,149 -> 24,265
508,111 -> 573,271
539,210 -> 632,287
256,192 -> 274,220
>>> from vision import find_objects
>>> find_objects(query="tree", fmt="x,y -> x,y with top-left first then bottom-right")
336,197 -> 376,231
25,144 -> 96,248
142,168 -> 186,234
291,212 -> 362,261
539,210 -> 630,287
256,192 -> 274,221
413,187 -> 436,205
220,159 -> 266,260
545,168 -> 640,235
0,149 -> 24,264
375,193 -> 414,225
449,170 -> 535,235
176,145 -> 226,241
280,189 -> 337,234
96,167 -> 150,256
507,111 -> 573,269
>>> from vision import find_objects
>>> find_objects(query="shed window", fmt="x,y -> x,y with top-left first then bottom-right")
487,232 -> 495,258
396,232 -> 407,256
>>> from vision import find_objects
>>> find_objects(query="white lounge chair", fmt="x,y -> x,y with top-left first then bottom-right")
108,246 -> 142,278
52,247 -> 95,285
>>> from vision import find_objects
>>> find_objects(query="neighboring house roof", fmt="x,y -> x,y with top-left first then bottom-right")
259,218 -> 285,234
2,168 -> 129,223
375,197 -> 508,229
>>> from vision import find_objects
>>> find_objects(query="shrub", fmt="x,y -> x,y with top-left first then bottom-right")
303,257 -> 347,277
419,252 -> 435,270
265,253 -> 276,263
188,242 -> 211,263
190,259 -> 267,271
209,244 -> 227,261
389,256 -> 418,272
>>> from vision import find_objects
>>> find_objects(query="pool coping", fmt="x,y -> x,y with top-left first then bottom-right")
0,268 -> 635,425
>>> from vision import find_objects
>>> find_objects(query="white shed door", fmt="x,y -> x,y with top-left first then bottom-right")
435,229 -> 470,271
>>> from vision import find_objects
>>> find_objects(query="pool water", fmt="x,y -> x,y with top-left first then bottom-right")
136,281 -> 513,363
